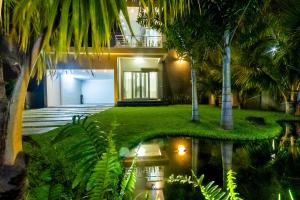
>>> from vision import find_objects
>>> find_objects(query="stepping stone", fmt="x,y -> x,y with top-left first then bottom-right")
23,121 -> 68,128
23,117 -> 71,122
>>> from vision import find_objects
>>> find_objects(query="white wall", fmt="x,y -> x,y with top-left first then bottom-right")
82,79 -> 114,104
61,74 -> 82,105
46,73 -> 61,107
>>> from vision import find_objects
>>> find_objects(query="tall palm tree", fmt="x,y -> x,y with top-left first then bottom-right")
200,0 -> 264,129
161,4 -> 222,122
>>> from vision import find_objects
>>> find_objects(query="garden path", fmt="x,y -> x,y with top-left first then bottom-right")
22,104 -> 112,135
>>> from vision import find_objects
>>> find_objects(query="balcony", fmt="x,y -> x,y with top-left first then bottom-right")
114,35 -> 163,48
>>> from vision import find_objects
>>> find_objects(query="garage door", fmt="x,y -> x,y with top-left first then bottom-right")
46,69 -> 114,106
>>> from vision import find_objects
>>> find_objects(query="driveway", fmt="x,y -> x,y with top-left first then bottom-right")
22,104 -> 112,135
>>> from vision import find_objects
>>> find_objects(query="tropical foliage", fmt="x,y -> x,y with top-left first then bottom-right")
168,169 -> 242,200
51,116 -> 137,199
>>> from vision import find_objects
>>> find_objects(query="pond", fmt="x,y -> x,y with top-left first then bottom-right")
123,122 -> 300,200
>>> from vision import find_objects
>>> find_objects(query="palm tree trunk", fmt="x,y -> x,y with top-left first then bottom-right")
0,36 -> 43,199
3,35 -> 43,165
221,30 -> 233,130
0,61 -> 8,165
191,58 -> 199,122
3,63 -> 30,165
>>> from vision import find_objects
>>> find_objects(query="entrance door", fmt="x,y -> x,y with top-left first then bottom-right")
123,72 -> 158,100
133,72 -> 149,99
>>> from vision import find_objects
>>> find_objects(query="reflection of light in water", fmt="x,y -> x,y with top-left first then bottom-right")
177,144 -> 186,156
137,147 -> 146,157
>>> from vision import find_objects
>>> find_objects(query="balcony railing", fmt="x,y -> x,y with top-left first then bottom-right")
114,35 -> 163,48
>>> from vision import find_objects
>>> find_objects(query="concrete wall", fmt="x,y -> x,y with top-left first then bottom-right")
46,74 -> 61,107
82,79 -> 114,104
60,74 -> 82,105
163,50 -> 191,98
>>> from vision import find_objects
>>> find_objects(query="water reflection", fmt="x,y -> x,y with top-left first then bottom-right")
221,142 -> 233,187
123,122 -> 300,200
279,122 -> 300,159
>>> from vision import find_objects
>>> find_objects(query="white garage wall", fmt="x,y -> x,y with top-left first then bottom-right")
82,79 -> 114,104
46,73 -> 61,107
61,75 -> 82,105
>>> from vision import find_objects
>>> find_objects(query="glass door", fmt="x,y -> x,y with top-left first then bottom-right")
133,72 -> 149,99
123,71 -> 158,100
123,72 -> 132,99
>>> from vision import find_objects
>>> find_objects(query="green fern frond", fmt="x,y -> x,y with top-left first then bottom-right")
168,170 -> 227,200
117,158 -> 137,200
226,170 -> 243,200
51,115 -> 107,189
87,129 -> 122,200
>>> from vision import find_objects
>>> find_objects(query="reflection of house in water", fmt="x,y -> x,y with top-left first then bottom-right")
123,137 -> 230,199
124,138 -> 197,200
124,143 -> 168,200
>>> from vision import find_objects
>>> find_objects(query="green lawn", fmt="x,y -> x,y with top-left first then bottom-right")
27,105 -> 298,150
24,105 -> 297,198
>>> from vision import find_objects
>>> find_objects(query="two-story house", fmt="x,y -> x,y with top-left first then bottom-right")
26,5 -> 192,108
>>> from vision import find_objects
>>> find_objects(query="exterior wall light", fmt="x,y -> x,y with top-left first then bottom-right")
135,57 -> 144,63
177,144 -> 186,156
178,57 -> 184,63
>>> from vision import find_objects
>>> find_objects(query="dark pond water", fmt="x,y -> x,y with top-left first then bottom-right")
124,122 -> 300,200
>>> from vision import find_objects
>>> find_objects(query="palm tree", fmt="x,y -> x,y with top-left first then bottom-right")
137,6 -> 202,121
161,4 -> 222,122
201,0 -> 264,129
280,0 -> 300,112
233,0 -> 300,113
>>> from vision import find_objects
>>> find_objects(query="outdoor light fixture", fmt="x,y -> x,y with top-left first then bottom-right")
271,47 -> 278,53
177,144 -> 186,156
267,46 -> 278,56
137,147 -> 146,157
177,57 -> 184,63
135,57 -> 144,63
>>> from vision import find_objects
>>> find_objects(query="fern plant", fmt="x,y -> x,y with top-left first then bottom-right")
51,116 -> 137,199
168,169 -> 243,200
118,158 -> 137,200
51,115 -> 107,190
86,127 -> 122,199
226,170 -> 242,200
